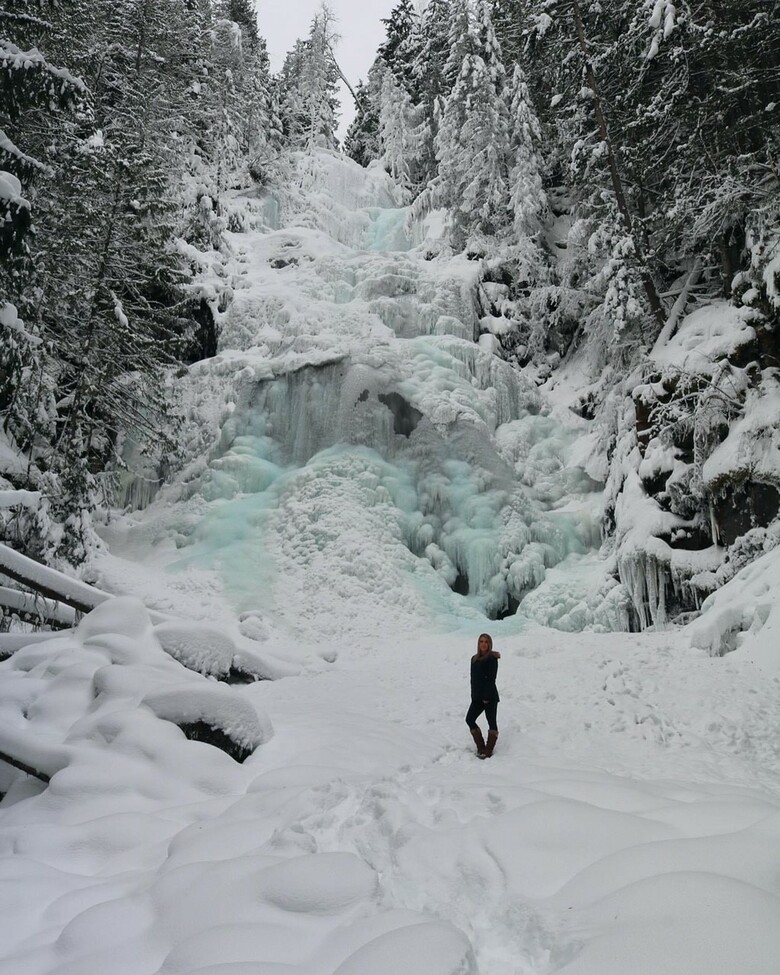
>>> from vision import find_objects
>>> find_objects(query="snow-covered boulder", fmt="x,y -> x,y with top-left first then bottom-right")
0,597 -> 273,798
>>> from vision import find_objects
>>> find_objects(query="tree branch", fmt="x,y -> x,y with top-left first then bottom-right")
0,749 -> 50,783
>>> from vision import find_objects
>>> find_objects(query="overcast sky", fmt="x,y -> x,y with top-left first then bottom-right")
255,0 -> 401,139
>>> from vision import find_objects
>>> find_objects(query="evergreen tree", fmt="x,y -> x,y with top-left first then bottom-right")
444,0 -> 476,87
347,1 -> 422,171
0,1 -> 85,270
506,63 -> 546,237
436,51 -> 511,244
379,0 -> 420,94
278,8 -> 340,150
491,0 -> 525,65
379,69 -> 414,199
409,0 -> 453,183
343,74 -> 382,167
475,0 -> 505,88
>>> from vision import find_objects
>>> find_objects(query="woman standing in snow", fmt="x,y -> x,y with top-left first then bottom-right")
466,633 -> 500,758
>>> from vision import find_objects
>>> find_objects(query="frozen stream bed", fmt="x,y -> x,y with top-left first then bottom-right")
2,151 -> 780,974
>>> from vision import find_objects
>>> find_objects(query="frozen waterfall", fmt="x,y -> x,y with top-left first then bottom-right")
124,150 -> 617,637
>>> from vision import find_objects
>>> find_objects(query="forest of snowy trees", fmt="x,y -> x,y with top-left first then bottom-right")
347,0 -> 778,344
1,0 -> 779,627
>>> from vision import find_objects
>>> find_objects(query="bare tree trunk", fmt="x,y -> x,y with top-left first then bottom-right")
326,43 -> 359,107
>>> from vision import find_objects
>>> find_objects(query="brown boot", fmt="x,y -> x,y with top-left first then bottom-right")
470,726 -> 486,757
484,730 -> 498,758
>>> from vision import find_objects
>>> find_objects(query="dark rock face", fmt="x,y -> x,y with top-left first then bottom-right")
185,298 -> 218,363
494,592 -> 520,621
378,392 -> 423,438
712,480 -> 780,546
178,720 -> 254,763
451,572 -> 469,596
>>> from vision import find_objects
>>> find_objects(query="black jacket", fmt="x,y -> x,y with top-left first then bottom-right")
470,652 -> 499,703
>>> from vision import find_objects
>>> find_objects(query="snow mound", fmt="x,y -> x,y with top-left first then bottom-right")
332,921 -> 477,975
558,872 -> 780,975
257,851 -> 377,914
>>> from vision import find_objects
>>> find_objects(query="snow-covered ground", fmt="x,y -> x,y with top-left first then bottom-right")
3,600 -> 780,975
2,150 -> 780,974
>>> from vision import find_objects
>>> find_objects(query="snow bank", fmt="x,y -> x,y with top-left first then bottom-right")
3,613 -> 780,975
688,543 -> 780,671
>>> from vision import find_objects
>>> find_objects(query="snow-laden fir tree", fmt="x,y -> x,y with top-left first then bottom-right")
432,1 -> 512,246
0,2 -> 85,271
378,69 -> 415,201
344,61 -> 385,167
435,51 -> 511,245
278,8 -> 340,151
378,0 -> 420,94
444,0 -> 476,88
506,63 -> 547,238
409,0 -> 452,184
475,0 -> 506,89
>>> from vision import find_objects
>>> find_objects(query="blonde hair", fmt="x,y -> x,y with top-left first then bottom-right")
477,633 -> 493,651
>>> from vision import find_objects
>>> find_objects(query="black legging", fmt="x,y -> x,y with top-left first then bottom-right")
465,699 -> 498,732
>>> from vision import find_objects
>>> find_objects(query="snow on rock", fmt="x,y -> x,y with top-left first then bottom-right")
598,298 -> 780,629
143,683 -> 271,757
154,612 -> 286,682
154,620 -> 237,677
688,542 -> 780,671
651,302 -> 759,372
613,470 -> 720,629
0,597 -> 272,803
702,373 -> 780,491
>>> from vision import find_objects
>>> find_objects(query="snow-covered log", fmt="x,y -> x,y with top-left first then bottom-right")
0,489 -> 41,509
0,543 -> 111,615
0,585 -> 77,628
0,630 -> 71,660
0,723 -> 71,784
